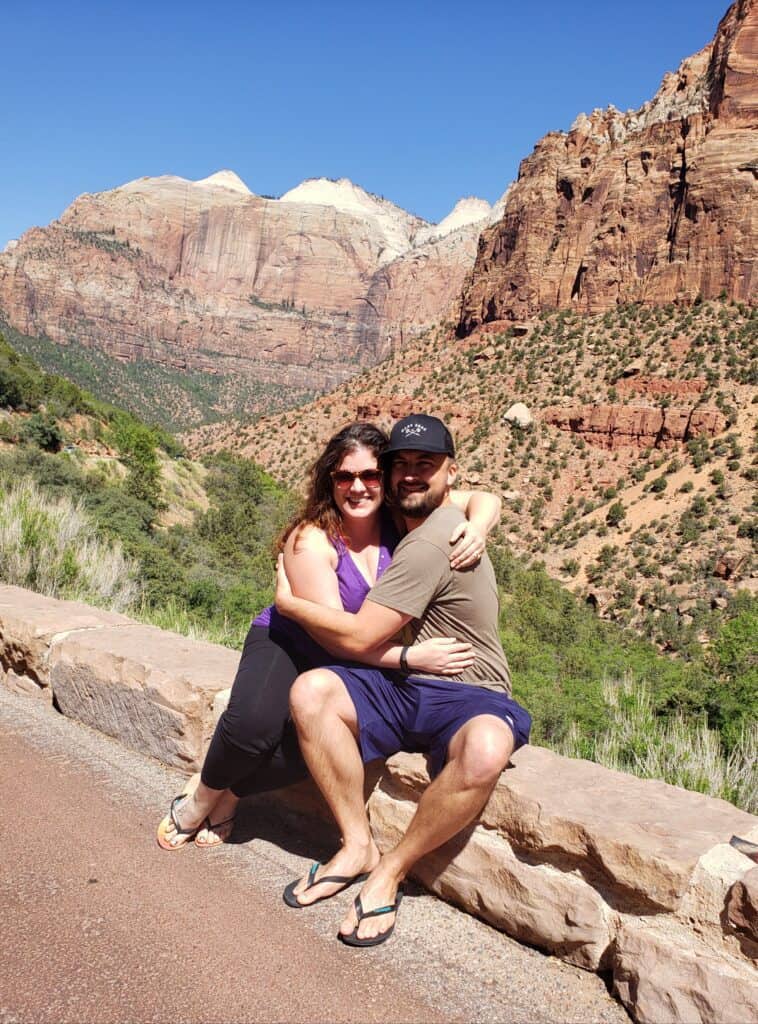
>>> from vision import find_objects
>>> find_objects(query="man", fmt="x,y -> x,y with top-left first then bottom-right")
275,414 -> 531,946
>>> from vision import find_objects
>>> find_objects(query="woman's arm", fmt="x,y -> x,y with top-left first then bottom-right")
282,525 -> 343,610
447,488 -> 502,569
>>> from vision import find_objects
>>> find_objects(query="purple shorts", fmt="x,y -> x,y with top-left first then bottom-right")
326,666 -> 531,778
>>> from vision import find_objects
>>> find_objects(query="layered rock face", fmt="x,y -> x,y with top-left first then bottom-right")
0,174 -> 490,393
459,0 -> 757,334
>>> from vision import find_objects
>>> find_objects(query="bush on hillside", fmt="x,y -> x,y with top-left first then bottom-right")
20,412 -> 63,451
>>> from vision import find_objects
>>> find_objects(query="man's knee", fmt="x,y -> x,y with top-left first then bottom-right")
289,668 -> 343,722
453,716 -> 514,789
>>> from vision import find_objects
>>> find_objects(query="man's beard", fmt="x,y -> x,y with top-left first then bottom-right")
394,485 -> 444,519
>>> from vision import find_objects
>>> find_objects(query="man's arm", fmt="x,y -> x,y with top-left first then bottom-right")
275,556 -> 411,658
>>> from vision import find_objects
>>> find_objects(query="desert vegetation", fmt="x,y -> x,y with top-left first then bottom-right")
209,299 -> 756,646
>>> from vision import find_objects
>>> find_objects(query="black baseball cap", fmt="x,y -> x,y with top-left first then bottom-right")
384,414 -> 455,457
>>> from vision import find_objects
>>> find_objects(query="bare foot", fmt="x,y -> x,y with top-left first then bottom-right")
339,860 -> 403,943
290,840 -> 380,907
195,791 -> 240,847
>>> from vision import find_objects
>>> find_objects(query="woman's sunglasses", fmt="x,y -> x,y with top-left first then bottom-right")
331,469 -> 384,489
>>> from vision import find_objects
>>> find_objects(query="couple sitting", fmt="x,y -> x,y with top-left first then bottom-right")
157,414 -> 531,947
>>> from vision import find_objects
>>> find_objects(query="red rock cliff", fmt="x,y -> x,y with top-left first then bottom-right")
458,0 -> 757,335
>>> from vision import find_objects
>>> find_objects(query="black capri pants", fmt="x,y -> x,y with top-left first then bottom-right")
201,625 -> 313,796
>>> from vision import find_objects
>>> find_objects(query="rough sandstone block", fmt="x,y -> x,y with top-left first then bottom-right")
368,786 -> 613,970
726,866 -> 758,947
677,841 -> 758,955
612,918 -> 758,1024
0,584 -> 132,695
50,624 -> 239,770
381,749 -> 757,913
0,665 -> 54,704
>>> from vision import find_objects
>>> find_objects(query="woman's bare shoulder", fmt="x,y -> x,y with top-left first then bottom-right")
284,522 -> 337,560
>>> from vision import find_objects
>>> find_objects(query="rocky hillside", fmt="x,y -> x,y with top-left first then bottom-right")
0,173 -> 493,409
458,0 -> 757,332
186,297 -> 757,652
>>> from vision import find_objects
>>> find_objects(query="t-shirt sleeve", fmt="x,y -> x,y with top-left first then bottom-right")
367,538 -> 449,619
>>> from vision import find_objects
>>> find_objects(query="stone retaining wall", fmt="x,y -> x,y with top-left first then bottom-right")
1,584 -> 756,1024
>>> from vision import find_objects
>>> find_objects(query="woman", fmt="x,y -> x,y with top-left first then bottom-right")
157,422 -> 500,849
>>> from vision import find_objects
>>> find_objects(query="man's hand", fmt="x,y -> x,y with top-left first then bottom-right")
274,553 -> 295,615
448,521 -> 486,570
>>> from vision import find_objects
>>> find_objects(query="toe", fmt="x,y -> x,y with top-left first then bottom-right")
339,907 -> 358,936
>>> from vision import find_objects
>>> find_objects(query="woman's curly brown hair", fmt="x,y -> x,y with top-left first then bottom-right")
278,422 -> 388,551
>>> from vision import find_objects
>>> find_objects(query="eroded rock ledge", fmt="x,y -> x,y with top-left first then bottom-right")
542,402 -> 726,449
1,583 -> 756,1024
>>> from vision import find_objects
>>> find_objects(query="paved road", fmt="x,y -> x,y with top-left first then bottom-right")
0,688 -> 629,1024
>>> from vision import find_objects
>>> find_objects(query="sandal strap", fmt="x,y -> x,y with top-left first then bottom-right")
168,794 -> 197,837
206,815 -> 235,830
303,861 -> 363,891
354,894 -> 399,921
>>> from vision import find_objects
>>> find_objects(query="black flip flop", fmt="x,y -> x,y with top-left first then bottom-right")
282,861 -> 370,908
338,889 -> 404,947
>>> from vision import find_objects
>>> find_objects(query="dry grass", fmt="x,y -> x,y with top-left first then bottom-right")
0,477 -> 139,612
557,676 -> 757,813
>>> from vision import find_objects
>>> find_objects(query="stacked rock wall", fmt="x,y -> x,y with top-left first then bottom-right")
1,583 -> 756,1024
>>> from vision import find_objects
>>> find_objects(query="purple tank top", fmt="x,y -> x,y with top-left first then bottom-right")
253,516 -> 398,663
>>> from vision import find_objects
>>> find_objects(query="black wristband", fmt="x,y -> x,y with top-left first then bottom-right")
399,646 -> 410,673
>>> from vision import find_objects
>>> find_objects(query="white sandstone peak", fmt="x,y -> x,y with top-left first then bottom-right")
414,196 -> 491,246
488,184 -> 512,225
279,177 -> 407,218
194,170 -> 252,195
440,196 -> 492,229
280,177 -> 426,264
117,171 -> 253,198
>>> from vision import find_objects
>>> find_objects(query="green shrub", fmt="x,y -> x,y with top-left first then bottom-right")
606,501 -> 626,527
20,413 -> 63,452
649,475 -> 667,494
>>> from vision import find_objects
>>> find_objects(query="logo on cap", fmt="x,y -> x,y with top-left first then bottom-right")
401,423 -> 427,438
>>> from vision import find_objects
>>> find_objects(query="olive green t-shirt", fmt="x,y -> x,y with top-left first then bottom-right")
368,505 -> 512,694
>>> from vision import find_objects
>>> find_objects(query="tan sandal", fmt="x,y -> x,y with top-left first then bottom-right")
156,794 -> 201,851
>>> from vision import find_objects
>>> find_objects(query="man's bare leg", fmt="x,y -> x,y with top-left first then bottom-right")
340,714 -> 514,941
288,669 -> 380,905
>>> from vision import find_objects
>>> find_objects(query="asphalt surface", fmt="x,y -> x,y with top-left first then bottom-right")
0,688 -> 630,1024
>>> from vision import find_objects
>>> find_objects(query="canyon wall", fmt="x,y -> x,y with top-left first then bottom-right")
0,176 -> 489,392
458,0 -> 757,334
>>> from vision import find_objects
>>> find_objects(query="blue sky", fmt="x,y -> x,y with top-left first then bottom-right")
2,0 -> 727,247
